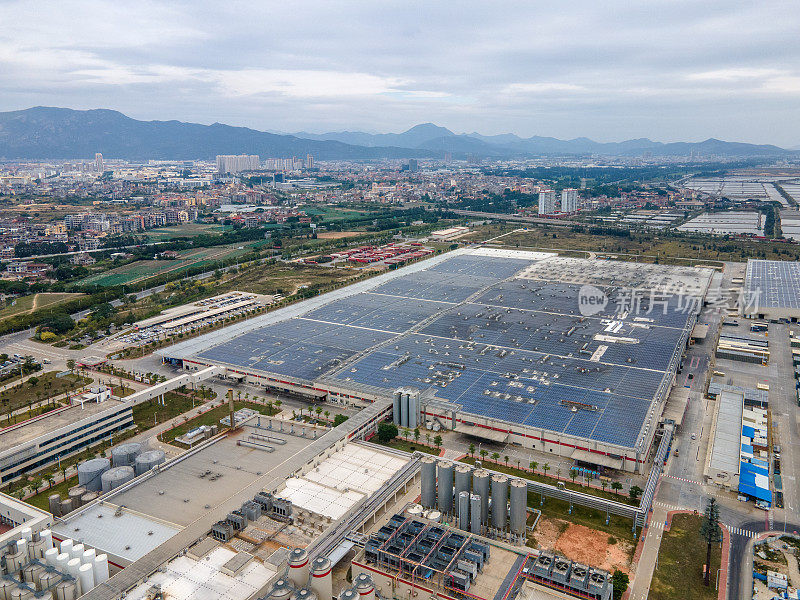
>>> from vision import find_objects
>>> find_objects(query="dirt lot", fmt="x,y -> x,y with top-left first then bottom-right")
533,518 -> 634,573
316,231 -> 364,239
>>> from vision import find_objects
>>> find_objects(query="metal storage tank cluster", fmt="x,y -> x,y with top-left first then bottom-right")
437,462 -> 454,514
472,469 -> 490,525
491,475 -> 509,530
420,457 -> 437,509
77,458 -> 111,492
509,479 -> 527,537
100,466 -> 135,493
111,442 -> 142,467
454,464 -> 472,498
457,491 -> 470,530
391,388 -> 419,429
134,449 -> 166,475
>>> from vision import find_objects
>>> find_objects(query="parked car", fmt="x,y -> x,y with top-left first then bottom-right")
737,495 -> 748,502
755,500 -> 770,511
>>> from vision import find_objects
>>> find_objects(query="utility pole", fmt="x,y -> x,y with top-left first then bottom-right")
227,388 -> 235,431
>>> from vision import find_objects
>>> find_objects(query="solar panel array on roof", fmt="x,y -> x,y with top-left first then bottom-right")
192,251 -> 708,450
745,259 -> 800,310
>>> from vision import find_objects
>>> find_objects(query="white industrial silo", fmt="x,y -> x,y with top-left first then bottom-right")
310,556 -> 333,600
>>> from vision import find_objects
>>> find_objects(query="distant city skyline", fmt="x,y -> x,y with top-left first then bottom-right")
2,1 -> 799,146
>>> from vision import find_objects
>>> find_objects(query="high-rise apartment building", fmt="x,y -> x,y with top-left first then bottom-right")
538,190 -> 557,215
216,155 -> 260,174
561,188 -> 579,213
305,155 -> 314,169
94,153 -> 104,172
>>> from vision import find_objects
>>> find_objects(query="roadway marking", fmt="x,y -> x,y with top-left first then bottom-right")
664,474 -> 702,485
726,526 -> 758,539
654,502 -> 684,511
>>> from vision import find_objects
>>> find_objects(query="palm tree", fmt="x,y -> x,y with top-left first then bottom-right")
491,452 -> 500,463
542,463 -> 550,477
413,428 -> 420,443
433,435 -> 442,450
324,410 -> 330,421
479,449 -> 488,461
601,480 -> 608,494
504,455 -> 510,467
570,469 -> 578,485
425,433 -> 432,445
611,481 -> 622,495
529,461 -> 538,473
468,443 -> 476,457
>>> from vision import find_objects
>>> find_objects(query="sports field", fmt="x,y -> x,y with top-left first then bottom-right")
144,223 -> 226,242
77,244 -> 257,287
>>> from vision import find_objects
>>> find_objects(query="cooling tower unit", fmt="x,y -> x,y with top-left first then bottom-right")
491,474 -> 509,530
288,548 -> 310,588
472,469 -> 490,524
437,461 -> 454,514
458,491 -> 470,530
100,466 -> 135,493
77,458 -> 111,492
454,464 -> 472,498
510,479 -> 527,538
354,573 -> 376,600
470,494 -> 482,534
134,449 -> 166,475
420,456 -> 437,509
111,442 -> 142,467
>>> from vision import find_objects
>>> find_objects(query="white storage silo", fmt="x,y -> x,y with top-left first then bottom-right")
100,466 -> 135,493
79,563 -> 95,594
77,458 -> 111,492
134,449 -> 166,475
310,556 -> 332,600
44,547 -> 59,567
93,554 -> 109,585
354,573 -> 375,600
71,543 -> 85,561
288,548 -> 310,588
82,547 -> 96,566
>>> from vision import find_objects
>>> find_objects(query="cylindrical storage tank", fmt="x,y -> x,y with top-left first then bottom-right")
79,563 -> 95,595
100,466 -> 135,493
82,547 -> 96,566
354,573 -> 375,600
21,527 -> 32,542
407,394 -> 418,430
40,529 -> 53,550
28,539 -> 46,560
54,581 -> 79,600
39,570 -> 59,592
8,587 -> 34,600
81,492 -> 99,505
60,499 -> 73,515
7,551 -> 26,573
93,554 -> 109,585
458,491 -> 470,531
292,589 -> 317,600
68,487 -> 86,508
469,494 -> 482,534
22,564 -> 44,588
406,504 -> 423,518
134,449 -> 166,476
400,392 -> 409,428
339,590 -> 358,600
472,469 -> 490,524
111,442 -> 141,467
56,552 -> 70,573
44,547 -> 59,567
59,539 -> 73,556
310,556 -> 333,600
48,494 -> 62,517
269,579 -> 294,600
77,458 -> 111,492
437,461 -> 454,514
288,548 -> 310,589
0,581 -> 14,600
491,474 -> 509,530
510,479 -> 527,537
66,558 -> 81,580
15,539 -> 27,561
392,390 -> 402,426
427,510 -> 442,523
420,456 -> 437,509
71,543 -> 85,561
454,464 -> 472,498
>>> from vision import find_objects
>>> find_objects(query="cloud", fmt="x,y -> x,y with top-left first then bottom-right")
504,83 -> 585,94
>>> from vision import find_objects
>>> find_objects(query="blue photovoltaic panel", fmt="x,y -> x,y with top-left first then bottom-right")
192,252 -> 699,450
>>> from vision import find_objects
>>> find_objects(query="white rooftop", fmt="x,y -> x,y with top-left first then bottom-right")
124,546 -> 277,600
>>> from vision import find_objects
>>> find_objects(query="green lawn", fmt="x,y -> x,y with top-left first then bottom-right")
161,401 -> 280,444
145,223 -> 227,241
0,293 -> 83,319
130,390 -> 211,430
0,372 -> 90,419
649,514 -> 721,600
377,438 -> 440,456
24,475 -> 79,512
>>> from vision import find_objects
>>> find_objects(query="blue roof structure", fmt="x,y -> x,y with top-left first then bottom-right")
742,425 -> 756,438
191,252 -> 706,451
738,482 -> 772,503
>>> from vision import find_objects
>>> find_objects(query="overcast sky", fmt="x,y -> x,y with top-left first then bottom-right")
2,0 -> 798,146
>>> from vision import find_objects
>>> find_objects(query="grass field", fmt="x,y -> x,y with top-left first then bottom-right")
0,293 -> 83,319
145,223 -> 226,241
78,243 -> 258,287
649,514 -> 721,600
377,438 -> 440,456
161,401 -> 279,444
0,372 -> 90,420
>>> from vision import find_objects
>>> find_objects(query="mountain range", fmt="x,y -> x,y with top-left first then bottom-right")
0,107 -> 794,160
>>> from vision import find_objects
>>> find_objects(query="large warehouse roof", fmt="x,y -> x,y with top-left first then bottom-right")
164,249 -> 711,452
745,259 -> 800,311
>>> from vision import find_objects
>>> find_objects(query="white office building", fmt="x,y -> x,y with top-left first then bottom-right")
538,190 -> 557,215
561,188 -> 579,213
